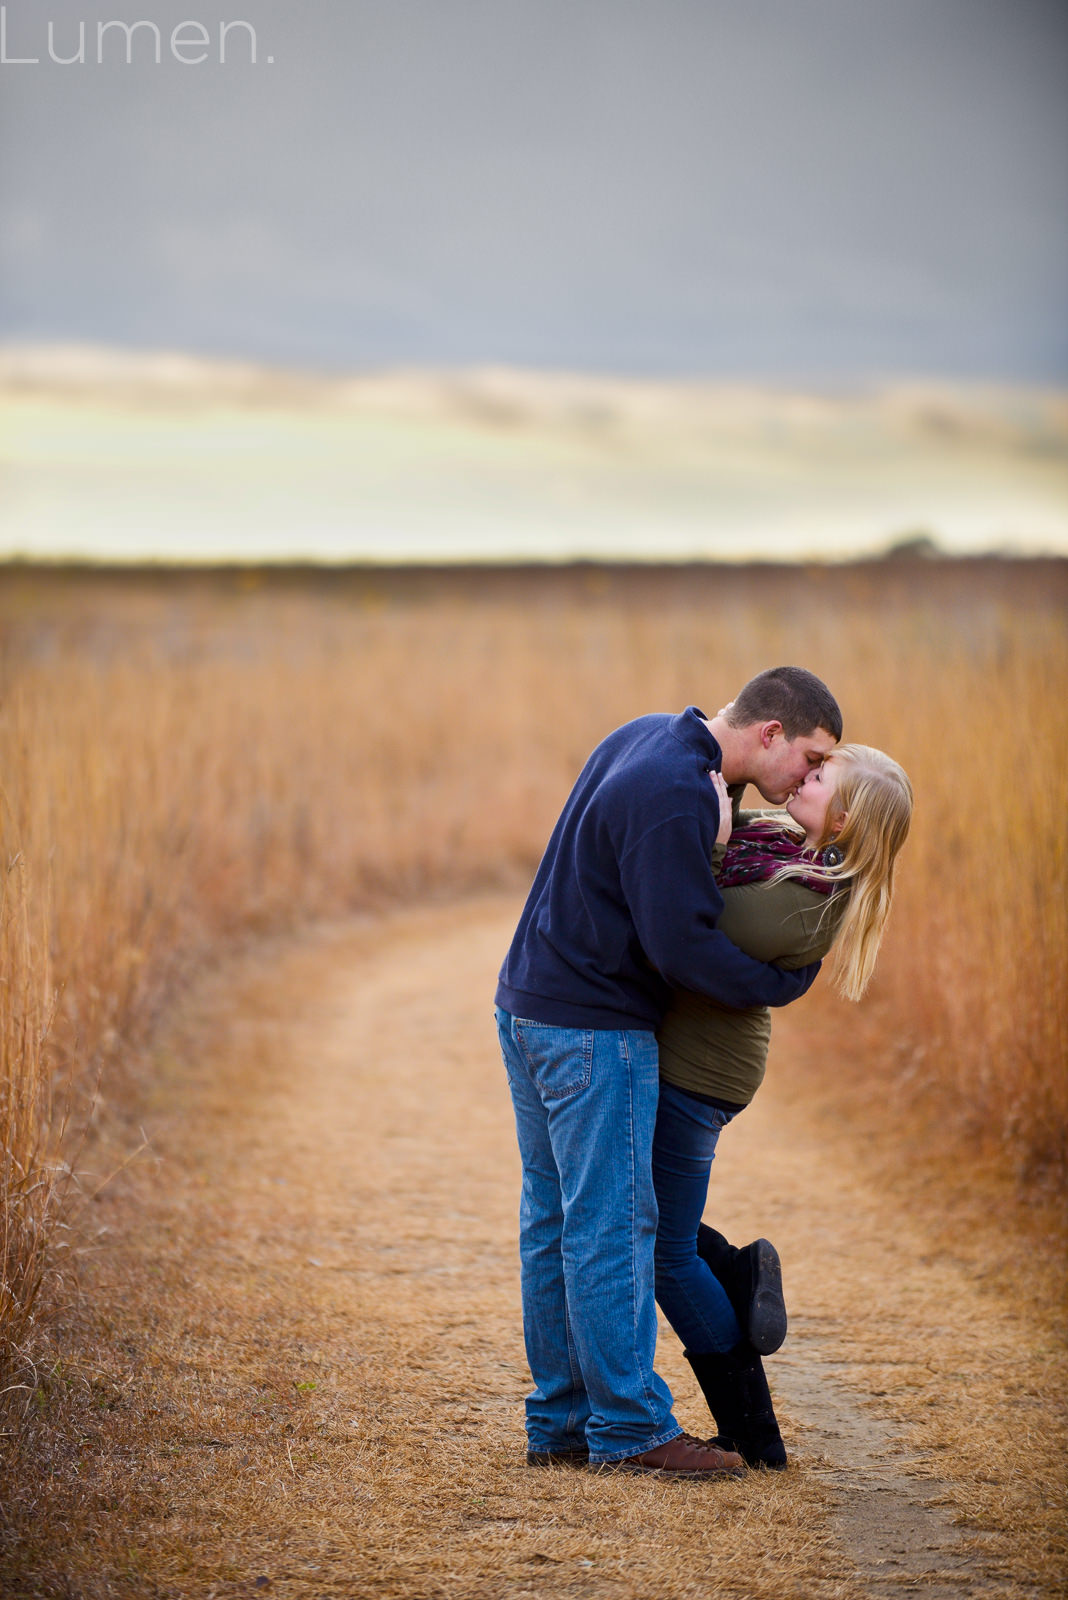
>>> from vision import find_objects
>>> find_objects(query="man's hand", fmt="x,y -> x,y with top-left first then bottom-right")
709,769 -> 733,847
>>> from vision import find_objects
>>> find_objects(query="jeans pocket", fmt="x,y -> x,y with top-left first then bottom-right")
708,1104 -> 737,1137
514,1021 -> 594,1100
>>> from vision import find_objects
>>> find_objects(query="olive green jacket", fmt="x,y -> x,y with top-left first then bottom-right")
656,811 -> 844,1105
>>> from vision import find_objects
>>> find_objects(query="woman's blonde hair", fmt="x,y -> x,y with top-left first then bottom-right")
774,743 -> 913,1000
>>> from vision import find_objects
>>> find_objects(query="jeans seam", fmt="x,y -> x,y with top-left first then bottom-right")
563,1299 -> 583,1437
620,1030 -> 661,1418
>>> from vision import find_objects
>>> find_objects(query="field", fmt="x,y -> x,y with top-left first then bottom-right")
2,556 -> 1066,1358
1,556 -> 1066,1595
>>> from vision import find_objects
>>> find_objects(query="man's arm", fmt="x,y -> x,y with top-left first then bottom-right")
620,815 -> 819,1009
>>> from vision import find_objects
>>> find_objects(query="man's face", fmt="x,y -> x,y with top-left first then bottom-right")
752,723 -> 838,804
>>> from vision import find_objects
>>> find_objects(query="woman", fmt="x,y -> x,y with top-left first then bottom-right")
651,744 -> 913,1469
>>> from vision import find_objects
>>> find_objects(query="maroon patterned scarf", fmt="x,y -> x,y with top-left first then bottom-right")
719,821 -> 841,896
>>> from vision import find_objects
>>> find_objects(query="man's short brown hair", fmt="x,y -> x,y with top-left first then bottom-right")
726,666 -> 842,742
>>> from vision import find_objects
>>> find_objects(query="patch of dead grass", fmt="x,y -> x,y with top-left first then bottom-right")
2,897 -> 1065,1598
2,558 -> 1066,1376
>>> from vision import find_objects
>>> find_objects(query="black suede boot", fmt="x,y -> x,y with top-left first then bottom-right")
696,1225 -> 787,1355
684,1345 -> 788,1471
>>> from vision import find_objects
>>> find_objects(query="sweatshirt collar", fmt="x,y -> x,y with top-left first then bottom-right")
669,705 -> 722,763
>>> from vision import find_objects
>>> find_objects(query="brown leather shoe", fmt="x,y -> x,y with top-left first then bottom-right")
591,1431 -> 745,1479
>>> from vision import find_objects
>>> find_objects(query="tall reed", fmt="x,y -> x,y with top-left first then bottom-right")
0,846 -> 60,1361
1,560 -> 1065,1365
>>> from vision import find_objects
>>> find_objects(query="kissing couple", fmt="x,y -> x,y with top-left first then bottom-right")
495,665 -> 911,1478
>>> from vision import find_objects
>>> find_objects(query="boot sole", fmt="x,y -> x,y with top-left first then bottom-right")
748,1238 -> 787,1355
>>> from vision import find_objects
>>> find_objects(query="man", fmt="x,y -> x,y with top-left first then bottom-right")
495,666 -> 842,1479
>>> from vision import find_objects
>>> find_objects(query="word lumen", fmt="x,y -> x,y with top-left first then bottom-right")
0,7 -> 269,65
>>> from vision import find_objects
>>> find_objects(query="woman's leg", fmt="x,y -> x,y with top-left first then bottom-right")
652,1082 -> 787,1469
696,1225 -> 788,1355
651,1081 -> 742,1354
685,1346 -> 788,1470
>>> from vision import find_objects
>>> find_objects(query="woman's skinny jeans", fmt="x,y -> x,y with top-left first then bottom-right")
651,1079 -> 744,1355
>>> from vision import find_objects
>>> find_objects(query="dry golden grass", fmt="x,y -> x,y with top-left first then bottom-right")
0,557 -> 1065,1378
0,904 -> 850,1600
1,896 -> 1061,1598
0,851 -> 62,1356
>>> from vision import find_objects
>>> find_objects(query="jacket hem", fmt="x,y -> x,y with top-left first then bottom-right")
494,984 -> 659,1034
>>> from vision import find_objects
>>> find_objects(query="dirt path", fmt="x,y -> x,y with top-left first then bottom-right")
6,895 -> 1065,1599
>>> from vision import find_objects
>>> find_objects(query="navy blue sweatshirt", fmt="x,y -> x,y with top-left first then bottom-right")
496,707 -> 819,1030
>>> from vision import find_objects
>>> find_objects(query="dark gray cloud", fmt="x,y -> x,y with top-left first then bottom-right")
2,0 -> 1066,377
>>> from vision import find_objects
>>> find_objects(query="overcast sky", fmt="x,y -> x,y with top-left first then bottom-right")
1,0 -> 1066,380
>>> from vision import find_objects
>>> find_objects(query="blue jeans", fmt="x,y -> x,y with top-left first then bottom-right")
652,1080 -> 743,1355
496,1007 -> 681,1462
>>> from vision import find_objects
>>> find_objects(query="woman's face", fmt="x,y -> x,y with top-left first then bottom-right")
786,756 -> 845,842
